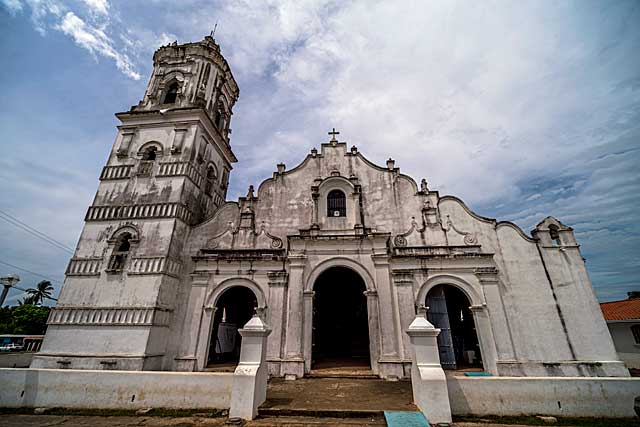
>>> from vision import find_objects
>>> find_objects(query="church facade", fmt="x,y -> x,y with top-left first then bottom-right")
32,36 -> 628,380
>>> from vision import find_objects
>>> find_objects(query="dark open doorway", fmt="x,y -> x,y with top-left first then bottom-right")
207,286 -> 257,369
426,284 -> 482,370
312,267 -> 370,370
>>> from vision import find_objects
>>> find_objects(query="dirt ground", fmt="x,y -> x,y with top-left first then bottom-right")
0,414 -> 584,427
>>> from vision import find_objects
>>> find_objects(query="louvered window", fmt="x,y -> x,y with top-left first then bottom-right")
327,190 -> 346,217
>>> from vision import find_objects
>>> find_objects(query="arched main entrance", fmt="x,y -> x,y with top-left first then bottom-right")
426,284 -> 482,370
312,266 -> 370,370
207,286 -> 257,368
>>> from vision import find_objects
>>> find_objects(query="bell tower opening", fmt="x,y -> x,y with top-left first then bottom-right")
426,284 -> 482,370
312,266 -> 370,370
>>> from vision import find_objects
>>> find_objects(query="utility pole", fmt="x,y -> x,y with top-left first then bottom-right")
0,274 -> 20,307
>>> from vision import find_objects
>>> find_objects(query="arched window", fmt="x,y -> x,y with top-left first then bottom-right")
142,146 -> 157,161
108,232 -> 132,272
204,164 -> 217,196
163,82 -> 179,104
631,325 -> 640,344
549,224 -> 561,246
327,190 -> 346,217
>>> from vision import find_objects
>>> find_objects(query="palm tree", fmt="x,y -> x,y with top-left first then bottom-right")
26,281 -> 54,305
18,296 -> 35,305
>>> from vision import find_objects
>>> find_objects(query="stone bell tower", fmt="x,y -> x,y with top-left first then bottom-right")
31,36 -> 239,371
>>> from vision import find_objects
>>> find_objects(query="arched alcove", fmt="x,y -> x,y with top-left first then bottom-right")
206,286 -> 257,369
426,284 -> 483,370
312,266 -> 370,370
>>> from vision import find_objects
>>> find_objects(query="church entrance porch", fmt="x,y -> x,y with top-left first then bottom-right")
311,267 -> 371,373
426,284 -> 483,370
206,286 -> 257,371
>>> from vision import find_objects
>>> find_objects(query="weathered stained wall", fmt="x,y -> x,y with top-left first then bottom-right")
447,376 -> 640,417
0,368 -> 232,409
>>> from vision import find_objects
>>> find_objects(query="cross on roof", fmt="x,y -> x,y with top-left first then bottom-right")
328,128 -> 340,142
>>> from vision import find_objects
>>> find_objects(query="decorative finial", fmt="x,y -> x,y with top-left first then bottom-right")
247,184 -> 255,198
420,178 -> 428,193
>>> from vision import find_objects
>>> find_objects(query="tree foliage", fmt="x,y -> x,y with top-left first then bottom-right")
0,304 -> 50,335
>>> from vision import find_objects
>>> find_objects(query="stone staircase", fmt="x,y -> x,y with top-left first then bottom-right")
256,376 -> 417,425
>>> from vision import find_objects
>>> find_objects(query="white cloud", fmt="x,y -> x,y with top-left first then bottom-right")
23,0 -> 63,34
1,0 -> 23,15
80,0 -> 108,16
2,0 -> 638,301
4,1 -> 140,80
55,11 -> 141,80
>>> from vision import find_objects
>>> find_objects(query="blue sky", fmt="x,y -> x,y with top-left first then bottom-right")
0,0 -> 638,305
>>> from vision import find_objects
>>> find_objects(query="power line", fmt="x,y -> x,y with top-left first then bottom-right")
0,259 -> 64,285
11,284 -> 58,302
0,209 -> 75,255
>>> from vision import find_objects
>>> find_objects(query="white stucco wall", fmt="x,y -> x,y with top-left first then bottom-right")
608,321 -> 640,369
447,376 -> 640,417
0,368 -> 232,409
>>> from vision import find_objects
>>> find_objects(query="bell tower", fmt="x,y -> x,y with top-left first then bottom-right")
31,36 -> 239,371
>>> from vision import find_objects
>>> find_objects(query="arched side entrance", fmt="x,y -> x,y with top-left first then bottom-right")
312,267 -> 370,370
207,286 -> 257,368
426,284 -> 482,370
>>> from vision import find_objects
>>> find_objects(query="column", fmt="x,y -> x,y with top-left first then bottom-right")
303,290 -> 315,373
364,289 -> 381,375
282,254 -> 306,378
470,304 -> 498,375
392,270 -> 416,361
371,254 -> 399,359
266,271 -> 288,365
175,273 -> 209,371
476,268 -> 516,361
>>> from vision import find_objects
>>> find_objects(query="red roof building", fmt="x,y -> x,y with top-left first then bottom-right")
601,297 -> 640,321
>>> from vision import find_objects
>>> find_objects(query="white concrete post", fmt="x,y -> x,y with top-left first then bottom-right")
406,308 -> 452,425
229,314 -> 272,420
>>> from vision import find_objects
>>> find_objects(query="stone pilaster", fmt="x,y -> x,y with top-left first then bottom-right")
475,267 -> 516,361
266,271 -> 288,367
372,254 -> 399,359
175,273 -> 210,372
282,254 -> 306,378
392,270 -> 416,361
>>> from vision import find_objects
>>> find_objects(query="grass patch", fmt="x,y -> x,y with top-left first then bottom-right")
454,415 -> 640,426
0,407 -> 227,418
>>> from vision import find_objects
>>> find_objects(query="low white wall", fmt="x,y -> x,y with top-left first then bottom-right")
448,376 -> 640,418
0,368 -> 233,410
0,352 -> 34,368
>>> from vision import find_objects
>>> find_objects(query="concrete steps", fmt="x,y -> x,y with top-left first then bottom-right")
258,377 -> 416,425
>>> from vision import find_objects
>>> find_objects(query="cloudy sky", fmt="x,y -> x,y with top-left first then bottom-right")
0,0 -> 638,305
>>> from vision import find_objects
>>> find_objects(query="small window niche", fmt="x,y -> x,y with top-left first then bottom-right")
327,189 -> 346,217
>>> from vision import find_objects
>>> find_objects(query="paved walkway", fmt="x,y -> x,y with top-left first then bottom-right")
0,414 -> 559,426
